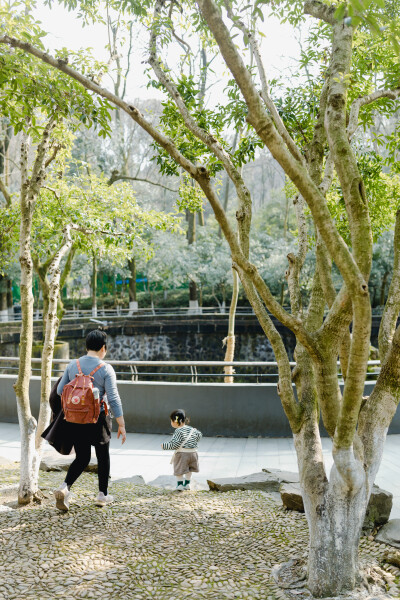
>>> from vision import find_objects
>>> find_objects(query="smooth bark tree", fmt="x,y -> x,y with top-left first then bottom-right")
14,115 -> 59,503
3,0 -> 400,594
0,119 -> 13,320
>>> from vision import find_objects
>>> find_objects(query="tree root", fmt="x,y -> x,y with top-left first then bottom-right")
18,489 -> 44,505
271,557 -> 307,589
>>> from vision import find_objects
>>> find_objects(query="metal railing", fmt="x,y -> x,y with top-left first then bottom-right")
0,356 -> 381,384
0,305 -> 258,324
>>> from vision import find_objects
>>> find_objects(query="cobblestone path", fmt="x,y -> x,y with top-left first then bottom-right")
0,466 -> 399,600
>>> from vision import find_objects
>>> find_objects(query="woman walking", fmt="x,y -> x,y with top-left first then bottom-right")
53,329 -> 126,510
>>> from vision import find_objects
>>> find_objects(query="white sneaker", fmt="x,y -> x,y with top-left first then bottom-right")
184,482 -> 191,490
175,483 -> 185,492
54,484 -> 70,511
95,492 -> 114,507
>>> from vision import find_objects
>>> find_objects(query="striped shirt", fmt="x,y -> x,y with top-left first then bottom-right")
162,425 -> 202,450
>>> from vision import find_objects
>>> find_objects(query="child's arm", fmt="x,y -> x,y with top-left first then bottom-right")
161,429 -> 184,450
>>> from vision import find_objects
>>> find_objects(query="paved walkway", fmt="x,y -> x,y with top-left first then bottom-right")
1,422 -> 399,518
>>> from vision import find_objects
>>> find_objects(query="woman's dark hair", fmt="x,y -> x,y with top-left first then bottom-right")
170,409 -> 189,425
86,329 -> 107,352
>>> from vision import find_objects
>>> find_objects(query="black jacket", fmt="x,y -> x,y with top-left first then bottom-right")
41,378 -> 112,452
41,378 -> 74,455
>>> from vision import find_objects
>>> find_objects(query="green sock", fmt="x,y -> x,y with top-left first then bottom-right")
176,481 -> 183,486
184,480 -> 191,486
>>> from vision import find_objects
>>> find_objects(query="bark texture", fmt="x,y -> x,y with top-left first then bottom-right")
14,118 -> 57,502
36,226 -> 72,450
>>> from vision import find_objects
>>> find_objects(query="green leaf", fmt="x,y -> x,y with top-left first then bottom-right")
334,5 -> 347,21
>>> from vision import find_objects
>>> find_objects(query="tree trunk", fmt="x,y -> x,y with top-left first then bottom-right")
380,271 -> 389,306
14,133 -> 39,504
36,228 -> 72,450
0,274 -> 8,322
128,257 -> 138,313
57,244 -> 76,328
41,282 -> 49,337
293,418 -> 370,598
189,278 -> 198,302
305,485 -> 366,597
14,115 -> 58,503
7,278 -> 13,318
224,268 -> 239,383
187,210 -> 198,307
92,253 -> 97,317
128,258 -> 137,301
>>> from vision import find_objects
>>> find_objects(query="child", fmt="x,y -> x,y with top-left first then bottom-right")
161,409 -> 202,491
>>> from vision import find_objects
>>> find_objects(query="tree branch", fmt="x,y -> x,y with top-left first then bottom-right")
304,0 -> 337,25
44,144 -> 62,169
223,0 -> 305,165
237,265 -> 302,432
69,224 -> 127,237
197,0 -> 367,304
0,178 -> 11,207
196,169 -> 319,359
60,243 -> 77,290
348,88 -> 400,140
359,323 -> 400,483
285,194 -> 308,317
319,153 -> 334,196
107,169 -> 178,192
0,35 -> 198,179
379,210 -> 400,363
148,0 -> 253,257
323,20 -> 373,449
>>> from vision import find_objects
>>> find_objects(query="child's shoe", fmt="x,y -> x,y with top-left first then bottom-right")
183,480 -> 191,490
176,481 -> 185,492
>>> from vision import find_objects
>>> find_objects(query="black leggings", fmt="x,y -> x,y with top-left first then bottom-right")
65,441 -> 110,495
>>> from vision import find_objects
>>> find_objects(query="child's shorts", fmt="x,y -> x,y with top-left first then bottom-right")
173,451 -> 199,476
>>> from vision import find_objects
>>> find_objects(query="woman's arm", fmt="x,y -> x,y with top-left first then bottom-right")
103,365 -> 123,418
57,363 -> 71,396
116,415 -> 126,444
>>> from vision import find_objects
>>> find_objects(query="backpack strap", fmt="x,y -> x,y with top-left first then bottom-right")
76,359 -> 83,375
89,362 -> 105,377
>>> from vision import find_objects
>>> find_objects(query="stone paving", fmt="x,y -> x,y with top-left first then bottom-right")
1,465 -> 400,600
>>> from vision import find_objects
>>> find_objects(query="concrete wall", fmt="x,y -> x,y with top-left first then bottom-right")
1,375 -> 398,437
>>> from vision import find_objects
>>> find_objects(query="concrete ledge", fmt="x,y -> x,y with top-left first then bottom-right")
0,375 -> 395,437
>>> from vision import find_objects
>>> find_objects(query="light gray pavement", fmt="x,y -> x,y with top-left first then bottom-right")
1,422 -> 399,518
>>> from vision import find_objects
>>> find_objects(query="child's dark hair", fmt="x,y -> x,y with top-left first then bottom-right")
170,409 -> 189,425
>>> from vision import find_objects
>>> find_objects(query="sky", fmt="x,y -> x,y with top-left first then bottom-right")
31,1 -> 306,105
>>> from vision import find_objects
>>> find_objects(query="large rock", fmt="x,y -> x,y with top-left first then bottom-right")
207,471 -> 297,493
280,483 -> 304,512
262,468 -> 300,483
279,482 -> 392,529
112,475 -> 145,485
365,485 -> 393,529
0,484 -> 19,502
40,452 -> 98,473
149,475 -> 207,491
375,519 -> 400,548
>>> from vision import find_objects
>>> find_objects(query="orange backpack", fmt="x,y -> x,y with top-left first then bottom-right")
61,360 -> 108,424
